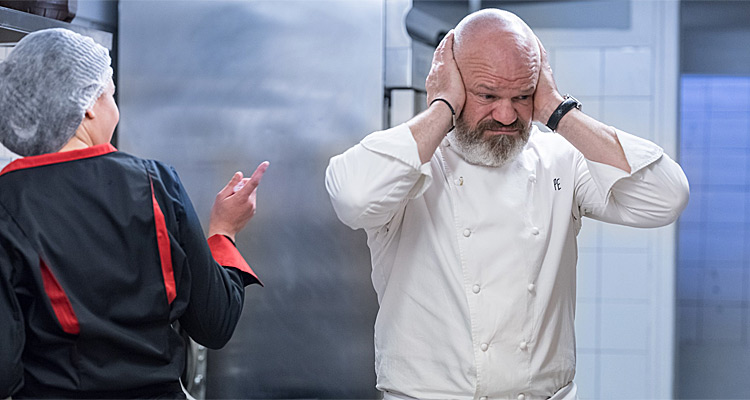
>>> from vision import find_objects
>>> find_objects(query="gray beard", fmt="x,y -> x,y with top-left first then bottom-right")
446,117 -> 531,167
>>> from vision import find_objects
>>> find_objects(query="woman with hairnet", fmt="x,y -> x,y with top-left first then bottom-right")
0,28 -> 268,399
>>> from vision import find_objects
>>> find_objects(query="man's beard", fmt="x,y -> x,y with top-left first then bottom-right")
447,116 -> 531,167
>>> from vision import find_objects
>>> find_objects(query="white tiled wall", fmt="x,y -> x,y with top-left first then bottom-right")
535,1 -> 679,398
0,44 -> 20,169
603,47 -> 652,96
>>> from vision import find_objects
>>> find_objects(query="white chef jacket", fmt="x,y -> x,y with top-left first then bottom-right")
325,124 -> 689,400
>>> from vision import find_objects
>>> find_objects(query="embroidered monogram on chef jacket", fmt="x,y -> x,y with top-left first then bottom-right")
553,178 -> 562,191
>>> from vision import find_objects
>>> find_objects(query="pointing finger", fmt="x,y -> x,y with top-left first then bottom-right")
237,161 -> 269,196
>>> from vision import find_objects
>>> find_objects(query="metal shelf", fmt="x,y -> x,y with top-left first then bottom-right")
0,6 -> 112,49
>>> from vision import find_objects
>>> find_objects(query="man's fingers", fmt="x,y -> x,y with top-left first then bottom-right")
433,29 -> 454,64
535,36 -> 549,65
445,30 -> 455,57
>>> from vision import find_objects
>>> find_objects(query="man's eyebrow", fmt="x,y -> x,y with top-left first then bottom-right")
475,83 -> 497,91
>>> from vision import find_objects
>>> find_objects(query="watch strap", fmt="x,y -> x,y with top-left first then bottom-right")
546,95 -> 581,131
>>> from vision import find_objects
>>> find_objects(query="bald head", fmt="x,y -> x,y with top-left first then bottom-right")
453,9 -> 540,82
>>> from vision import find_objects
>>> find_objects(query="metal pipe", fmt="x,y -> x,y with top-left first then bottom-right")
469,0 -> 481,13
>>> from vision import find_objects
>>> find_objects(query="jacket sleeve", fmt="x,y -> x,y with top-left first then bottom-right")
0,206 -> 25,398
325,124 -> 433,231
575,129 -> 690,227
168,168 -> 261,350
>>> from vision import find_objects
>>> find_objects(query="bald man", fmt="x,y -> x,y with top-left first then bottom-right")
326,9 -> 688,400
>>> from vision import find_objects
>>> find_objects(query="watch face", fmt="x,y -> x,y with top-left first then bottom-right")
565,95 -> 582,110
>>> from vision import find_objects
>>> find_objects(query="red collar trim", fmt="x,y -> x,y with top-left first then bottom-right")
0,144 -> 118,176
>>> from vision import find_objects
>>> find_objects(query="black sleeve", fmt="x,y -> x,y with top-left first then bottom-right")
0,205 -> 25,398
166,168 -> 249,350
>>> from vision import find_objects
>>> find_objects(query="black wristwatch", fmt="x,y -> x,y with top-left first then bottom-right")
545,94 -> 582,132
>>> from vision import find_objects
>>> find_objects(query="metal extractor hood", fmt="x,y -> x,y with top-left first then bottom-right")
0,5 -> 111,48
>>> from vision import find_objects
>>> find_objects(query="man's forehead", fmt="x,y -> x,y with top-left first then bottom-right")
462,59 -> 539,91
472,80 -> 537,94
455,31 -> 540,80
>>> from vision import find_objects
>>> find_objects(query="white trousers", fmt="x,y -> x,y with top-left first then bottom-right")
383,381 -> 578,400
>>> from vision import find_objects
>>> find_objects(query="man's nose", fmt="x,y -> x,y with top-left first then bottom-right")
490,100 -> 517,125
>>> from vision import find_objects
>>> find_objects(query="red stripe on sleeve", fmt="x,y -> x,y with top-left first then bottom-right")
39,258 -> 80,335
207,235 -> 262,286
150,179 -> 177,304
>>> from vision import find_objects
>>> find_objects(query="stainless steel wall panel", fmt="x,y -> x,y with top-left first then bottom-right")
118,1 -> 383,397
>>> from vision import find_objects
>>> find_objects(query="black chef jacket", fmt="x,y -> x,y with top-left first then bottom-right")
0,144 -> 261,399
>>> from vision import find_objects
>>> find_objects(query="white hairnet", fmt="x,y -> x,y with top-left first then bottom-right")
0,28 -> 112,156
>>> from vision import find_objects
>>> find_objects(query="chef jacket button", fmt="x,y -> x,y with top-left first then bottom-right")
480,343 -> 489,352
463,228 -> 471,237
531,227 -> 540,236
528,175 -> 536,183
455,177 -> 464,186
518,394 -> 526,400
472,284 -> 481,294
520,341 -> 528,351
527,283 -> 536,293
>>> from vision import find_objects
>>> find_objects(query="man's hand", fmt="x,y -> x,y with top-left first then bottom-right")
208,161 -> 269,242
531,37 -> 630,172
532,36 -> 565,125
426,30 -> 465,117
408,30 -> 467,164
